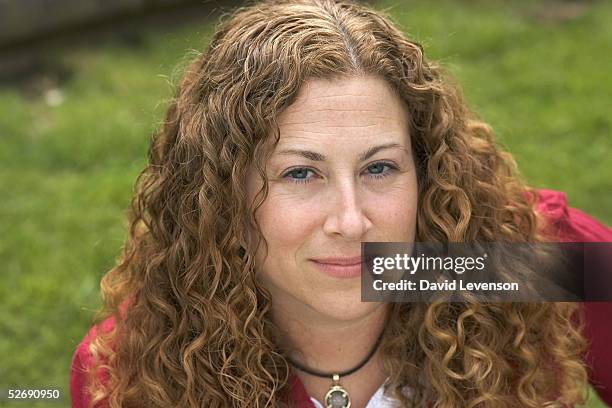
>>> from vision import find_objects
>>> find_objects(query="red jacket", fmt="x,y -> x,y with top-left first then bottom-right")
70,189 -> 612,408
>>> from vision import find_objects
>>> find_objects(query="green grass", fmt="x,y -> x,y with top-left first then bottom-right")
1,1 -> 610,407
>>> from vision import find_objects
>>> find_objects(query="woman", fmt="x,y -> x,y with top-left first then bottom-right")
70,0 -> 612,407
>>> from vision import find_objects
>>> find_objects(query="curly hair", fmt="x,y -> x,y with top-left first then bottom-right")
85,0 -> 588,406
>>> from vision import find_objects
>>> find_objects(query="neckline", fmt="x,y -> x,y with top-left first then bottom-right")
307,377 -> 407,408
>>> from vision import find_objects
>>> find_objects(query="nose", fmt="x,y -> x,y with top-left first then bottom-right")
322,180 -> 372,240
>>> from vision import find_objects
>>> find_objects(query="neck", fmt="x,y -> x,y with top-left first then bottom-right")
270,297 -> 389,407
273,301 -> 389,372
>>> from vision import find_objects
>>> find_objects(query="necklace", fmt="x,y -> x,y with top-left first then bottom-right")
286,330 -> 384,408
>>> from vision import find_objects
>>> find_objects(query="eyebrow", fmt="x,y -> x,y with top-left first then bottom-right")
277,142 -> 406,162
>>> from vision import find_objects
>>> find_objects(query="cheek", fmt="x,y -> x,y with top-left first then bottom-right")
259,195 -> 317,237
255,194 -> 320,264
368,181 -> 418,238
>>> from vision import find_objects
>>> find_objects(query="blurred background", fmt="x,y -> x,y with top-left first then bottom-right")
0,0 -> 610,407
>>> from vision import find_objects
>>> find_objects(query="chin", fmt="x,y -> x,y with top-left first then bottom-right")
306,288 -> 384,322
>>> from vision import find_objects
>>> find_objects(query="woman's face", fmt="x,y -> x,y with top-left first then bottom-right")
246,75 -> 418,322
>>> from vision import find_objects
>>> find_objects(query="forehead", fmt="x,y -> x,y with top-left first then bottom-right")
272,75 -> 410,146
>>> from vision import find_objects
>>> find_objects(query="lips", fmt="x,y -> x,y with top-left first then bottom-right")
311,256 -> 364,265
310,255 -> 375,279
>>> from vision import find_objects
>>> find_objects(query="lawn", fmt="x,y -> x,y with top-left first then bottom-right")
1,0 -> 610,406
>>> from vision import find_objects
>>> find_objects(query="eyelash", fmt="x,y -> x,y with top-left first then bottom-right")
282,161 -> 398,185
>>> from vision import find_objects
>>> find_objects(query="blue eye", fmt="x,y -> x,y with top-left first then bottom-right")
366,162 -> 396,179
284,168 -> 316,184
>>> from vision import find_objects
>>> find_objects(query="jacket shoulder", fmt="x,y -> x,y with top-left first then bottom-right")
534,188 -> 612,242
70,315 -> 116,408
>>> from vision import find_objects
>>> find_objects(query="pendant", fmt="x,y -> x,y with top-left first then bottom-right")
325,374 -> 351,408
